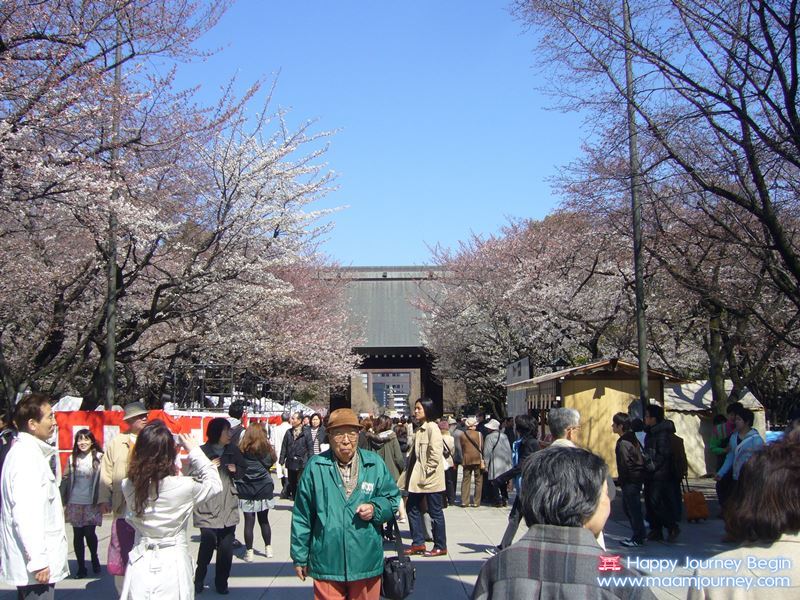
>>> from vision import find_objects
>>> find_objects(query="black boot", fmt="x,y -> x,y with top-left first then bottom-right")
73,538 -> 87,578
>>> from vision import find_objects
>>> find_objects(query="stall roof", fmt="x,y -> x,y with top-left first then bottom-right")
664,380 -> 762,413
506,358 -> 682,390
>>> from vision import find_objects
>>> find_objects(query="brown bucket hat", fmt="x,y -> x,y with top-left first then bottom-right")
326,408 -> 360,431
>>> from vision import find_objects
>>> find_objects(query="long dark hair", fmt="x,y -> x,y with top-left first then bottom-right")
71,428 -> 103,472
126,420 -> 177,516
415,397 -> 440,423
206,417 -> 230,445
514,414 -> 538,439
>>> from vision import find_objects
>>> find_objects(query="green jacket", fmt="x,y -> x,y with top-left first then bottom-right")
290,448 -> 401,582
709,423 -> 729,456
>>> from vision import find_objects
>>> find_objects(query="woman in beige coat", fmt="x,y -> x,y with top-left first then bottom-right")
404,398 -> 447,557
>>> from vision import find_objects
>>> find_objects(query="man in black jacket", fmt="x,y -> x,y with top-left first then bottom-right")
279,412 -> 314,500
643,404 -> 680,542
613,412 -> 647,547
228,400 -> 247,447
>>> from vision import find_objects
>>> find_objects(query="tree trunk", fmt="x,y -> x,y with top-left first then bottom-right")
81,357 -> 106,411
705,308 -> 727,414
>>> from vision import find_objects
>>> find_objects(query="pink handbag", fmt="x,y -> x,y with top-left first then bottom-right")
107,518 -> 135,575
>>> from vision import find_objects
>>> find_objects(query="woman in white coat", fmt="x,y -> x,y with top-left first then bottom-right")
120,419 -> 222,599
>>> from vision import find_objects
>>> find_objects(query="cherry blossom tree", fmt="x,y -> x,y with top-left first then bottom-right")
0,1 -> 359,411
558,135 -> 800,417
512,0 -> 799,299
511,0 -> 800,416
421,212 -> 655,417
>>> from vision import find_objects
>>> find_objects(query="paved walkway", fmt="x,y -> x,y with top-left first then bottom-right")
1,477 -> 726,599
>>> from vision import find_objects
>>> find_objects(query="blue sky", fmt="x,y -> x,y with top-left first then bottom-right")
175,1 -> 585,266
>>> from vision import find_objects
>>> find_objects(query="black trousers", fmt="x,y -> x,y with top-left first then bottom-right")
716,472 -> 734,509
287,468 -> 303,499
195,525 -> 235,592
621,482 -> 647,542
444,468 -> 457,505
485,479 -> 509,505
645,480 -> 679,531
499,496 -> 523,549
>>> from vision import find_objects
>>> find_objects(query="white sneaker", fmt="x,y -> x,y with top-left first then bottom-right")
243,549 -> 254,562
266,545 -> 273,558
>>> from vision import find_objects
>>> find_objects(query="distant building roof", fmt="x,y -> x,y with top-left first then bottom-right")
339,267 -> 442,349
664,380 -> 763,412
506,358 -> 681,389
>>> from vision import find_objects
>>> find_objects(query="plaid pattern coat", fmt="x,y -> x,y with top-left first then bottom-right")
472,524 -> 656,600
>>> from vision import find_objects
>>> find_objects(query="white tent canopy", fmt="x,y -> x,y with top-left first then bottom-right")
51,395 -> 85,411
664,380 -> 762,413
664,380 -> 765,477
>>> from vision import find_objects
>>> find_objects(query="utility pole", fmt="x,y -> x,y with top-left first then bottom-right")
623,0 -> 649,417
105,14 -> 123,408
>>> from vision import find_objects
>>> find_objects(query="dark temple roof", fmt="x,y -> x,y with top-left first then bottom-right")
338,267 -> 442,349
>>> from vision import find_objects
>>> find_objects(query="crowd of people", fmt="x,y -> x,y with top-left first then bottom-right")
0,394 -> 798,599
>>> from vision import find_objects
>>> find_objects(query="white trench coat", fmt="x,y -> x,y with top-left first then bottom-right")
0,432 -> 69,586
119,446 -> 222,600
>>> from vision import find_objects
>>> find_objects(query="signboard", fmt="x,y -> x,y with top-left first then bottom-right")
506,358 -> 531,416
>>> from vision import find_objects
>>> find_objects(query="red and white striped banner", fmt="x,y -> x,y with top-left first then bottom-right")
54,410 -> 284,471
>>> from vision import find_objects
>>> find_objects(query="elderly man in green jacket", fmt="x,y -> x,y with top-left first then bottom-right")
291,408 -> 401,600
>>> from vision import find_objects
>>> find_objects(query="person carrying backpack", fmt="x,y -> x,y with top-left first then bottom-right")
643,404 -> 681,542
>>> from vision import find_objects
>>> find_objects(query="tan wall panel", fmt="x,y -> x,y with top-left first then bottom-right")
562,378 -> 664,478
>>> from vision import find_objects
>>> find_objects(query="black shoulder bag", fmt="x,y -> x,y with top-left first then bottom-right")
381,519 -> 416,600
403,444 -> 417,491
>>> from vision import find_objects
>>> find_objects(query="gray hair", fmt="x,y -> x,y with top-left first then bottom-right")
520,446 -> 608,528
548,407 -> 580,439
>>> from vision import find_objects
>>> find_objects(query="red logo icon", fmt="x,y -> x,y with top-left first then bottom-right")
598,555 -> 623,572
